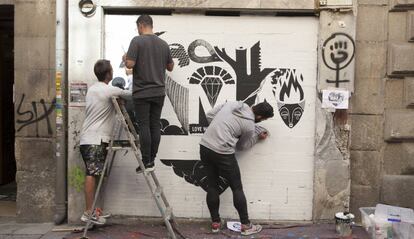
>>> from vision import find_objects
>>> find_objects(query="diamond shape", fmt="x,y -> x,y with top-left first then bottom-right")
201,77 -> 223,107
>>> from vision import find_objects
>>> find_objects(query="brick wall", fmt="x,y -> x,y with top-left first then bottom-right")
350,0 -> 414,220
13,0 -> 56,222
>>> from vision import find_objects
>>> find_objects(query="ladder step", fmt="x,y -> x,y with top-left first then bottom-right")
109,146 -> 132,151
112,140 -> 131,147
154,186 -> 163,197
164,207 -> 172,220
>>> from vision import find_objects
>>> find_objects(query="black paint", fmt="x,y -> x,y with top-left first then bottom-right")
188,39 -> 222,64
322,33 -> 355,87
189,66 -> 234,107
189,97 -> 209,134
277,102 -> 304,129
271,69 -> 305,129
165,75 -> 189,134
278,69 -> 304,102
161,159 -> 229,194
160,118 -> 187,135
16,94 -> 55,136
170,43 -> 190,67
214,41 -> 274,106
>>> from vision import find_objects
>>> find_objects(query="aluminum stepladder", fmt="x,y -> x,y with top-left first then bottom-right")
81,97 -> 178,239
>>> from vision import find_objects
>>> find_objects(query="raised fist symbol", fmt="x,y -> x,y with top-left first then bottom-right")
330,41 -> 349,65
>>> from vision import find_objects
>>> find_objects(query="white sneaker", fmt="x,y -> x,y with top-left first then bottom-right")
145,164 -> 155,172
241,223 -> 262,236
136,163 -> 155,173
80,212 -> 106,225
96,208 -> 111,219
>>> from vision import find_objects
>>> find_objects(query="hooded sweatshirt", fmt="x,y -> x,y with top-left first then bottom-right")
200,101 -> 263,154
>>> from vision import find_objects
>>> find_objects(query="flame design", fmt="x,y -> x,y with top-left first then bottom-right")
278,69 -> 304,102
271,68 -> 306,129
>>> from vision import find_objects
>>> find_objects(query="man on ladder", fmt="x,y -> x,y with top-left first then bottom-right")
123,14 -> 174,172
78,60 -> 179,238
79,59 -> 131,225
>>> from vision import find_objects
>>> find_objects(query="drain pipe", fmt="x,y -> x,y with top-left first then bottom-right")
54,0 -> 67,225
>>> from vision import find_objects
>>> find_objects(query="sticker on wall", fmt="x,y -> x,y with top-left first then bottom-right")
321,89 -> 350,109
70,82 -> 88,107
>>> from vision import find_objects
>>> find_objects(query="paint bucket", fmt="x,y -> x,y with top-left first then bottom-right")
335,212 -> 355,236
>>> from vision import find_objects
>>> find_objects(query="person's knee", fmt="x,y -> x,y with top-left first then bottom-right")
229,179 -> 243,191
149,122 -> 161,131
136,117 -> 150,126
230,184 -> 244,197
207,188 -> 219,196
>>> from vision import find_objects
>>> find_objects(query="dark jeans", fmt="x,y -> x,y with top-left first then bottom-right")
200,145 -> 250,225
133,96 -> 165,165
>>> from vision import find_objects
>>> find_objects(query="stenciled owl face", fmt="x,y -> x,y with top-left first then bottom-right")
278,102 -> 305,128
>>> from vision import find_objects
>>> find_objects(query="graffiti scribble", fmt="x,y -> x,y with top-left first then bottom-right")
16,94 -> 56,136
322,33 -> 355,87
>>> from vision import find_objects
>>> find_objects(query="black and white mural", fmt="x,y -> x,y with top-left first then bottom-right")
104,15 -> 318,220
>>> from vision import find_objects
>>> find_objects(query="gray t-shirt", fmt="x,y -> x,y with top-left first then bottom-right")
126,34 -> 173,99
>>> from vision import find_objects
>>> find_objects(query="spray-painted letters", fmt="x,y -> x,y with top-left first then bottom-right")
16,94 -> 55,136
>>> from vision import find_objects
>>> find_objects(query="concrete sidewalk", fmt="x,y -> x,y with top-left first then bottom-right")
0,216 -> 370,239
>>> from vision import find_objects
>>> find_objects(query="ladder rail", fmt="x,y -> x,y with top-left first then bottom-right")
83,97 -> 180,239
111,97 -> 178,239
82,116 -> 123,238
149,171 -> 175,220
105,125 -> 124,177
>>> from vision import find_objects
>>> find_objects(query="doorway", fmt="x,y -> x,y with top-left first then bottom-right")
0,4 -> 16,216
102,14 -> 318,220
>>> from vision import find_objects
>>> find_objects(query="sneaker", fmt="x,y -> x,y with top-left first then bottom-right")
145,162 -> 155,172
136,162 -> 155,173
95,207 -> 111,219
241,223 -> 262,236
80,211 -> 106,225
211,219 -> 224,233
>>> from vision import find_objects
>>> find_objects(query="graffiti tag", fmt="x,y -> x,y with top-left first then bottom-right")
16,94 -> 56,136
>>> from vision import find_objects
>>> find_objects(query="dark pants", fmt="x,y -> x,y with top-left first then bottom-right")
200,145 -> 250,225
133,96 -> 165,165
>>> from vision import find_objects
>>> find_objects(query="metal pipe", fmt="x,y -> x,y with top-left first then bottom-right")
54,0 -> 67,225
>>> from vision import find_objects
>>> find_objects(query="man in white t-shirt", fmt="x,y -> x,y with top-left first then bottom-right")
79,59 -> 131,225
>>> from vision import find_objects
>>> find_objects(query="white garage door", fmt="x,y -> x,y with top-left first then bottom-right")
103,14 -> 318,220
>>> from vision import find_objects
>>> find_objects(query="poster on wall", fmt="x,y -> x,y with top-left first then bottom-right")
69,82 -> 87,107
321,89 -> 350,109
104,14 -> 318,221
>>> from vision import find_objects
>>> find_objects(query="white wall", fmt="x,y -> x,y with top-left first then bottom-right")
102,14 -> 318,220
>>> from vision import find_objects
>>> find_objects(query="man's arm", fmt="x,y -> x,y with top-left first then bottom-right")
124,57 -> 135,69
236,125 -> 269,151
166,62 -> 174,72
205,102 -> 226,124
108,85 -> 132,100
124,38 -> 138,69
166,46 -> 174,72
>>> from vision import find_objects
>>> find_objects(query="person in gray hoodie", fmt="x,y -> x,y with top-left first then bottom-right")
199,101 -> 274,236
